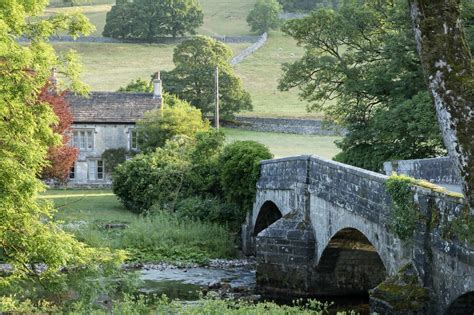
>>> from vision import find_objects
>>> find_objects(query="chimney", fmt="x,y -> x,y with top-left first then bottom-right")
153,71 -> 162,99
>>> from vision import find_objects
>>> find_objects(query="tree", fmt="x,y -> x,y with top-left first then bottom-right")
103,0 -> 204,40
408,0 -> 474,208
137,95 -> 210,151
219,141 -> 273,217
247,0 -> 283,34
0,0 -> 123,303
162,36 -> 252,118
278,3 -> 446,171
39,84 -> 79,183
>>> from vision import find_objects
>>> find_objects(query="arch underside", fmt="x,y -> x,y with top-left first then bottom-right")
312,228 -> 388,297
253,200 -> 282,236
447,291 -> 474,315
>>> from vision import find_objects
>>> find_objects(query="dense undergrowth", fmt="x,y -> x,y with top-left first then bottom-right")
65,211 -> 236,264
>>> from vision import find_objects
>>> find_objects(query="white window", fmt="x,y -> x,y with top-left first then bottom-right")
130,129 -> 139,150
88,160 -> 104,181
72,130 -> 94,151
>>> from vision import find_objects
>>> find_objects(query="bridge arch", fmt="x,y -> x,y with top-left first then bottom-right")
446,291 -> 474,315
253,201 -> 282,236
314,227 -> 388,296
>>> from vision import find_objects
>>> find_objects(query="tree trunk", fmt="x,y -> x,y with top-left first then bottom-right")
409,0 -> 474,209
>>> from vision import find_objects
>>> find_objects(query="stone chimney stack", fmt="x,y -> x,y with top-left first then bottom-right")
153,71 -> 162,99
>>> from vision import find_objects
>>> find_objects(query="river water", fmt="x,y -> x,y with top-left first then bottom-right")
136,260 -> 370,314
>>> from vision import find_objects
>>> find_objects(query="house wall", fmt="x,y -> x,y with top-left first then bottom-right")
69,123 -> 135,185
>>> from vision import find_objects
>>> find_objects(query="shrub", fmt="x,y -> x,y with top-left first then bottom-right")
112,136 -> 193,213
219,141 -> 273,220
102,148 -> 129,173
137,96 -> 210,151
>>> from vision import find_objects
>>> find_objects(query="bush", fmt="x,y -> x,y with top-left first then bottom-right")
137,96 -> 210,151
175,196 -> 242,230
102,148 -> 129,173
112,136 -> 193,213
219,141 -> 273,219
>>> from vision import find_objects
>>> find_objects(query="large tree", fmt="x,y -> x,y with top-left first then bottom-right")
279,2 -> 445,171
0,0 -> 123,302
247,0 -> 283,34
162,36 -> 253,118
408,0 -> 474,208
103,0 -> 204,40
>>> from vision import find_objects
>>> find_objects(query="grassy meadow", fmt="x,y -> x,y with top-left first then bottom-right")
45,0 -> 319,118
53,42 -> 249,90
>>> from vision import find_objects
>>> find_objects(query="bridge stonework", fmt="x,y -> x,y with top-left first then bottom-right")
242,155 -> 474,314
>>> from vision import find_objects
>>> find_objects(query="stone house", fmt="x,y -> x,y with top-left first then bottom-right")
66,76 -> 162,185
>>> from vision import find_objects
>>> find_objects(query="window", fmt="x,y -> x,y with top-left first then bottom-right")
130,129 -> 139,150
72,130 -> 94,151
69,166 -> 75,179
97,160 -> 104,180
88,160 -> 104,181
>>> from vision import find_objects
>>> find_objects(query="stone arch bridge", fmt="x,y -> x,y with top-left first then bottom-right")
241,155 -> 474,314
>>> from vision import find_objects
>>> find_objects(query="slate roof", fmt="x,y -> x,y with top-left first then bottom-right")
67,92 -> 161,124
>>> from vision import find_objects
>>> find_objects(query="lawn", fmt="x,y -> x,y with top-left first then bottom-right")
53,42 -> 249,91
39,189 -> 135,223
224,128 -> 341,159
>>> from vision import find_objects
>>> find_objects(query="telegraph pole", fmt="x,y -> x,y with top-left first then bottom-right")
215,65 -> 220,129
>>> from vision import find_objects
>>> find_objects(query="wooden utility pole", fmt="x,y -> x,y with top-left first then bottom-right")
215,65 -> 220,129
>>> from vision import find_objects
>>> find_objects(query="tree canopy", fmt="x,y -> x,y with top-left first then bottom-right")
279,2 -> 446,170
162,36 -> 252,118
247,0 -> 283,34
103,0 -> 204,40
0,0 -> 124,301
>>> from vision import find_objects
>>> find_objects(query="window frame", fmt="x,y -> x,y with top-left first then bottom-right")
72,129 -> 95,151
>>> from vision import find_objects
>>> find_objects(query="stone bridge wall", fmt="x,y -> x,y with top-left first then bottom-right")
243,155 -> 473,314
383,157 -> 459,185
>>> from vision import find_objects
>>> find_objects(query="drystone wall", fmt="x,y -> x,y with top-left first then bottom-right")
225,116 -> 344,136
230,33 -> 268,66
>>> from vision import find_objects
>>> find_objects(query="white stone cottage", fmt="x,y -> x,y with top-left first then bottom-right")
66,77 -> 162,185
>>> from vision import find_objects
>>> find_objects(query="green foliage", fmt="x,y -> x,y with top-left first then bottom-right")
385,174 -> 419,241
112,136 -> 193,213
333,92 -> 446,171
219,141 -> 273,216
175,196 -> 242,230
102,0 -> 204,40
277,0 -> 340,12
279,2 -> 446,170
118,78 -> 152,93
102,148 -> 129,173
162,36 -> 252,118
247,0 -> 283,34
137,96 -> 210,151
0,0 -> 127,307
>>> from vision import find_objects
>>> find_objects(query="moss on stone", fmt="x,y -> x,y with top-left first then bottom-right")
370,263 -> 429,312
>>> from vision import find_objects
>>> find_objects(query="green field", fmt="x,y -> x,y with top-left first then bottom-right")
236,31 -> 315,118
46,0 -> 318,118
224,128 -> 340,159
53,42 -> 249,91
